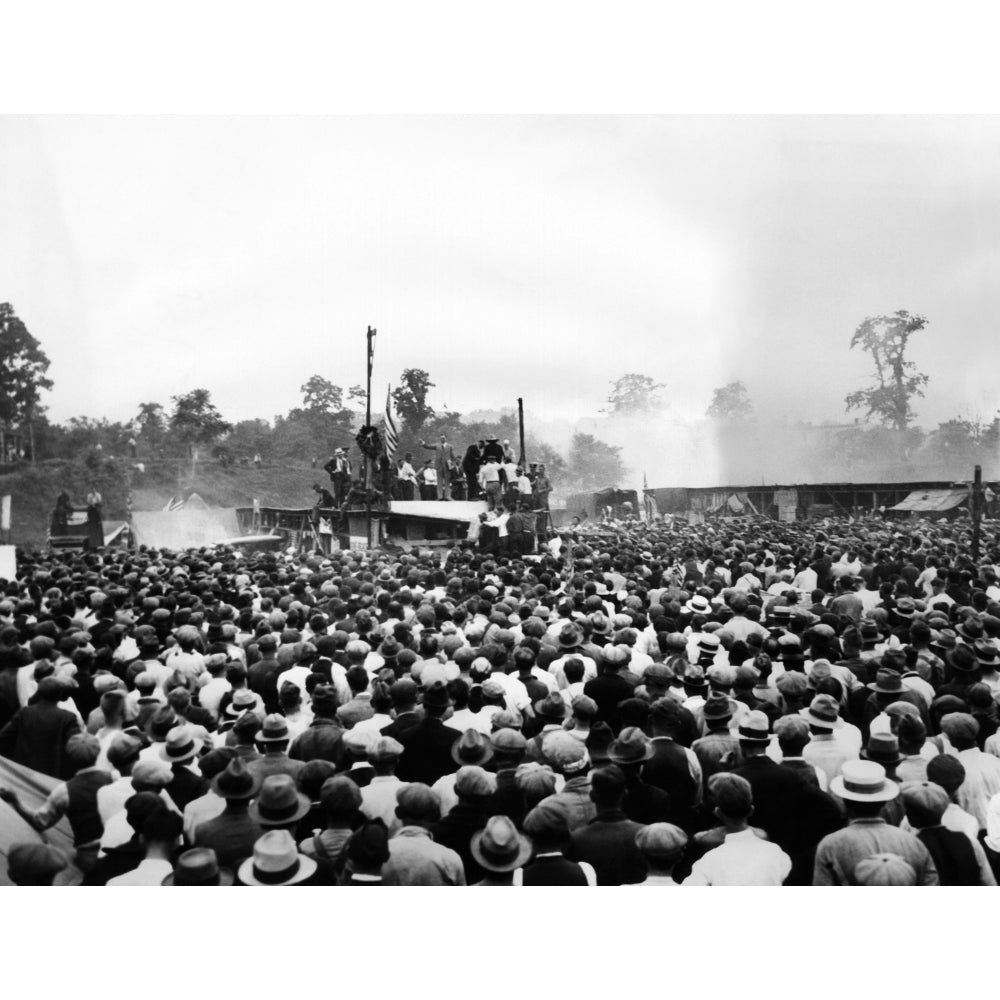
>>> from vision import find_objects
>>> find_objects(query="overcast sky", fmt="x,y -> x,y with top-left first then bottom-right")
2,116 -> 998,432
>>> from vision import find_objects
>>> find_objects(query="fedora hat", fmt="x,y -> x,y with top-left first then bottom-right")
237,830 -> 317,886
211,757 -> 261,801
702,691 -> 734,722
867,669 -> 904,695
608,726 -> 654,765
557,623 -> 583,650
162,847 -> 234,886
533,692 -> 567,722
682,665 -> 708,690
588,613 -> 612,636
858,621 -> 882,643
973,640 -> 998,668
255,714 -> 291,743
892,598 -> 918,619
470,816 -> 533,873
956,618 -> 984,642
248,774 -> 311,827
421,681 -> 451,711
862,733 -> 903,767
929,628 -> 958,654
451,728 -> 494,766
226,689 -> 258,717
830,760 -> 899,803
160,725 -> 204,764
737,710 -> 771,742
947,645 -> 979,674
803,693 -> 840,729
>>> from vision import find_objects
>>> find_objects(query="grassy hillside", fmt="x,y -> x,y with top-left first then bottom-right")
1,458 -> 326,549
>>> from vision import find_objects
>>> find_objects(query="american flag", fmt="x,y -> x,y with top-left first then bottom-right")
163,495 -> 185,512
384,385 -> 399,459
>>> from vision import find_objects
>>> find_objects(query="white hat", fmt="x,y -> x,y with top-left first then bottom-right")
238,830 -> 317,886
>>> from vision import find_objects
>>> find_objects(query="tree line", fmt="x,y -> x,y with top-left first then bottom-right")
2,301 -> 997,494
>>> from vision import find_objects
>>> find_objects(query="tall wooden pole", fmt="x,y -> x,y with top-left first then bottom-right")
365,326 -> 376,549
972,464 -> 982,560
517,397 -> 526,469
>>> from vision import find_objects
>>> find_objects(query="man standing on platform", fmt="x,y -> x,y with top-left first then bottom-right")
462,441 -> 485,499
323,449 -> 352,506
479,455 -> 502,510
534,464 -> 552,511
420,435 -> 455,501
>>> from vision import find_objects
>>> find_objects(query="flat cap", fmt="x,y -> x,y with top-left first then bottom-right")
635,822 -> 688,858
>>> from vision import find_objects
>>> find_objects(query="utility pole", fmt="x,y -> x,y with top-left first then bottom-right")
972,464 -> 982,560
366,326 -> 376,549
517,397 -> 526,470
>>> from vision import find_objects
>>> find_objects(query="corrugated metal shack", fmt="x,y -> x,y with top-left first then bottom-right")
642,481 -> 980,521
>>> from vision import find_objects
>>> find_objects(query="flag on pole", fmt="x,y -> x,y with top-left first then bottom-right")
384,385 -> 399,459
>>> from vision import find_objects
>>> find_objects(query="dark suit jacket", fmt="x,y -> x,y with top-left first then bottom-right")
0,702 -> 82,778
289,717 -> 345,765
396,717 -> 458,785
622,775 -> 672,825
166,765 -> 209,811
569,809 -> 648,885
380,711 -> 422,742
583,674 -> 634,730
917,826 -> 983,886
643,737 -> 699,828
735,755 -> 843,884
522,852 -> 591,886
430,801 -> 491,884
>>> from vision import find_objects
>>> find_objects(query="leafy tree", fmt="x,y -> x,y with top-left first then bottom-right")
925,414 -> 1000,472
135,402 -> 168,456
566,432 -> 627,492
347,385 -> 367,409
604,373 -> 666,415
300,375 -> 343,414
392,369 -> 436,432
223,419 -> 275,463
706,380 -> 753,421
0,304 -> 53,460
845,311 -> 930,430
526,438 -> 567,481
169,389 -> 232,474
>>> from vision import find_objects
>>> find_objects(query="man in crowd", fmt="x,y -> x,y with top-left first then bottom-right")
2,503 -> 999,887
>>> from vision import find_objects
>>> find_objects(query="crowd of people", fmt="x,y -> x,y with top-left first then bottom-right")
319,436 -> 552,511
1,507 -> 1000,886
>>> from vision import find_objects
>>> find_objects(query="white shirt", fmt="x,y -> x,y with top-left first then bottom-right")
432,772 -> 460,817
955,747 -> 1000,830
197,678 -> 231,721
164,648 -> 205,680
183,790 -> 226,844
106,858 -> 174,886
360,775 -> 409,835
275,665 -> 313,703
683,829 -> 792,886
725,616 -> 770,643
548,654 -> 598,689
